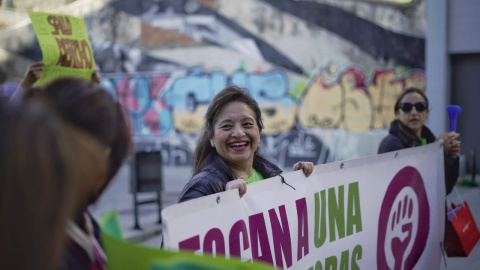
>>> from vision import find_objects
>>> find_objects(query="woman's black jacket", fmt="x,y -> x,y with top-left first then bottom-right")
378,120 -> 459,195
178,153 -> 282,203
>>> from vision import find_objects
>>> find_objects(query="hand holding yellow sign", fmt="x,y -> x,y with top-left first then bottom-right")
28,11 -> 95,86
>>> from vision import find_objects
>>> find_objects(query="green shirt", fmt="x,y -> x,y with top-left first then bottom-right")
245,168 -> 264,184
420,138 -> 427,145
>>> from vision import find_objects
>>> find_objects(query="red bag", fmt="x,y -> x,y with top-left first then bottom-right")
445,201 -> 480,257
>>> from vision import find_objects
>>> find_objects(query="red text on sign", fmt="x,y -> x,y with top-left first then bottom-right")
48,15 -> 72,35
56,38 -> 93,69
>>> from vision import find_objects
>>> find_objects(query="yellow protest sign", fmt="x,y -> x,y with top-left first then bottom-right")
28,11 -> 95,86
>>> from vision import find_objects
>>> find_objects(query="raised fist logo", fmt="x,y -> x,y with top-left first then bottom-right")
384,188 -> 419,270
377,167 -> 429,270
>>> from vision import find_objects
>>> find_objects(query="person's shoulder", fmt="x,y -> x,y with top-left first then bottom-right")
190,168 -> 221,184
178,168 -> 224,203
189,164 -> 230,189
378,134 -> 404,154
195,161 -> 228,179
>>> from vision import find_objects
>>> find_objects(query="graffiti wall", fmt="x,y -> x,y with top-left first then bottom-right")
101,63 -> 424,167
0,0 -> 427,167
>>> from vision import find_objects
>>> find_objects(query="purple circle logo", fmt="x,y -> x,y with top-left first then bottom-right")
377,166 -> 430,270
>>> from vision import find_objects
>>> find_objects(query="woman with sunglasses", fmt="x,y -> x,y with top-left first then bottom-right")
378,87 -> 460,195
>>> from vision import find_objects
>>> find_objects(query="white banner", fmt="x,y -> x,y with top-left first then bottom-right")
162,142 -> 445,269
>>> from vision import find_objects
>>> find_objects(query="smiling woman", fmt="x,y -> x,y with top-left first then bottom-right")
209,102 -> 261,176
178,85 -> 314,203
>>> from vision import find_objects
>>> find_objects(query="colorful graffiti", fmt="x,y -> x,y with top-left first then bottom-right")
163,69 -> 227,133
100,64 -> 425,166
298,64 -> 426,132
231,71 -> 296,135
0,0 -> 427,166
101,69 -> 302,137
101,73 -> 173,137
102,65 -> 425,136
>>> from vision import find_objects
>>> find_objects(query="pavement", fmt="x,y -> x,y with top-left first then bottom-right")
90,162 -> 480,269
441,177 -> 480,270
89,163 -> 191,245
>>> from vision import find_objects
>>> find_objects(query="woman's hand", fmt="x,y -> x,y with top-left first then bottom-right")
91,70 -> 102,84
438,132 -> 461,157
20,62 -> 45,89
293,161 -> 315,177
226,177 -> 247,198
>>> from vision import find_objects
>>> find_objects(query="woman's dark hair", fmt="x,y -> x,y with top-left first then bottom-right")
0,100 -> 106,270
34,78 -> 132,200
192,85 -> 263,176
394,87 -> 429,114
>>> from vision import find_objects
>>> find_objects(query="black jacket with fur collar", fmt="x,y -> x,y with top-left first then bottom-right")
378,120 -> 459,195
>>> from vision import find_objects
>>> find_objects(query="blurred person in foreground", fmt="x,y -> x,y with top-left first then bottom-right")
378,87 -> 460,195
12,64 -> 132,269
0,99 -> 107,270
178,85 -> 314,203
39,79 -> 132,270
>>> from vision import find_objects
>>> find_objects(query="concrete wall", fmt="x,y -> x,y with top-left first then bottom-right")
451,54 -> 480,174
448,0 -> 480,54
427,0 -> 480,173
0,0 -> 427,167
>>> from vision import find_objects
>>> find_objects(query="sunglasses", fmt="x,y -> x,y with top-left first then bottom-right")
398,102 -> 428,113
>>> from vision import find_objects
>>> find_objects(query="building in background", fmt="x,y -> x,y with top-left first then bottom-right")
426,0 -> 480,175
1,0 -> 476,173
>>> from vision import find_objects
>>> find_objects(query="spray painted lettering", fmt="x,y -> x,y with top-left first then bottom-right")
101,65 -> 424,166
